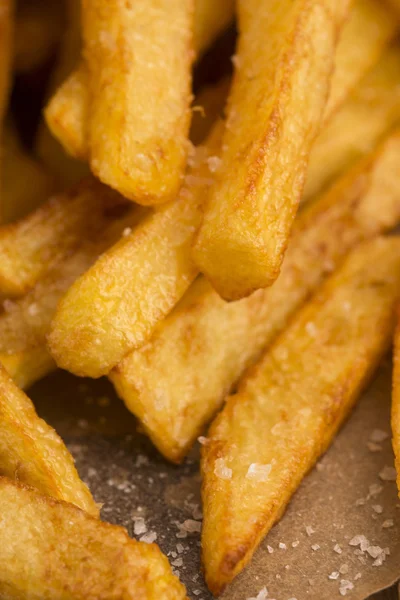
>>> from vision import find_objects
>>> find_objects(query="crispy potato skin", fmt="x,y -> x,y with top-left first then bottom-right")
324,0 -> 398,119
201,237 -> 400,595
192,0 -> 350,300
45,0 -> 234,161
0,367 -> 98,516
0,177 -> 128,298
304,43 -> 400,201
110,130 -> 400,463
0,478 -> 187,600
392,310 -> 400,496
82,0 -> 194,205
1,346 -> 56,390
48,123 -> 223,379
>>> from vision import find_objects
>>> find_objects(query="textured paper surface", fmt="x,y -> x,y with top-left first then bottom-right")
29,357 -> 400,600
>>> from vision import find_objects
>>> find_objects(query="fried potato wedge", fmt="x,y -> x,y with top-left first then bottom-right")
0,177 -> 127,298
0,366 -> 97,515
392,310 -> 400,496
14,0 -> 64,73
0,206 -> 144,389
192,0 -> 350,300
202,236 -> 400,595
0,477 -> 187,600
82,0 -> 194,204
1,122 -> 55,224
110,129 -> 400,463
304,42 -> 400,201
48,123 -> 223,378
324,0 -> 398,119
45,0 -> 234,162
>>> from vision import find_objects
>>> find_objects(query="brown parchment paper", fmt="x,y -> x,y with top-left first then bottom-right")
29,357 -> 400,600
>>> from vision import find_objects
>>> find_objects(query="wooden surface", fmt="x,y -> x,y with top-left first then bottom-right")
371,586 -> 398,599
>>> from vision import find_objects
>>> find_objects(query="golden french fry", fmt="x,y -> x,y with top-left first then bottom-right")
202,236 -> 400,595
304,42 -> 400,201
82,0 -> 194,205
0,365 -> 97,516
0,203 -> 144,389
0,477 -> 187,600
14,0 -> 64,73
48,123 -> 223,378
1,122 -> 55,224
324,0 -> 398,118
392,311 -> 400,496
192,0 -> 350,300
110,130 -> 400,463
0,177 -> 128,298
45,0 -> 234,162
35,0 -> 89,188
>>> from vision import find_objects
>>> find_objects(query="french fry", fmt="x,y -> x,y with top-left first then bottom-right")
45,0 -> 235,162
14,0 -> 64,73
48,122 -> 223,379
0,204 -> 144,389
0,366 -> 98,516
0,477 -> 187,600
201,236 -> 400,595
110,130 -> 400,463
82,0 -> 194,205
35,0 -> 90,188
0,177 -> 128,298
192,0 -> 350,300
392,311 -> 400,496
1,121 -> 55,224
324,0 -> 398,118
304,42 -> 400,201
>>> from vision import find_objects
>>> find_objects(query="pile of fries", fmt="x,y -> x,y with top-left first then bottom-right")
2,0 -> 400,597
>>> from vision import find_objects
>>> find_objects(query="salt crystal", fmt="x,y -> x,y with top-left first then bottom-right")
193,591 -> 201,596
328,572 -> 339,580
207,156 -> 222,173
372,554 -> 386,567
246,463 -> 272,482
368,483 -> 383,497
122,227 -> 132,237
339,580 -> 354,596
370,429 -> 389,443
176,543 -> 184,554
267,545 -> 274,553
333,544 -> 342,554
367,546 -> 384,559
349,535 -> 369,551
305,525 -> 315,536
367,442 -> 382,452
354,573 -> 361,580
372,505 -> 383,514
278,542 -> 287,550
311,544 -> 320,551
339,564 -> 349,575
197,436 -> 208,445
140,531 -> 157,544
133,517 -> 147,536
382,519 -> 394,528
379,466 -> 397,481
292,541 -> 300,548
171,558 -> 183,567
247,586 -> 268,600
214,458 -> 232,480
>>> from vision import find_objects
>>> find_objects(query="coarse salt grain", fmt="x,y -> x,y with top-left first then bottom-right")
354,573 -> 361,580
367,442 -> 382,452
382,519 -> 394,528
246,463 -> 272,482
367,546 -> 384,559
176,543 -> 184,553
379,466 -> 397,481
278,542 -> 287,550
133,517 -> 147,536
171,558 -> 183,567
267,545 -> 274,553
333,544 -> 342,554
305,525 -> 315,536
328,572 -> 339,580
122,227 -> 132,237
247,586 -> 269,600
369,429 -> 389,443
292,540 -> 299,548
339,580 -> 354,596
140,531 -> 157,544
207,156 -> 222,173
214,458 -> 232,480
372,505 -> 383,514
197,436 -> 208,446
339,564 -> 349,575
311,544 -> 320,551
349,535 -> 369,552
368,483 -> 383,497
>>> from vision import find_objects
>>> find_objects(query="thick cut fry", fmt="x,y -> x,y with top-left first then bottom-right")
0,366 -> 97,515
82,0 -> 194,205
304,43 -> 400,201
36,0 -> 89,187
192,0 -> 350,300
0,477 -> 187,600
0,177 -> 128,298
324,0 -> 398,118
0,206 -> 144,389
14,0 -> 64,73
202,236 -> 400,595
45,0 -> 234,161
1,122 -> 55,224
392,311 -> 400,496
48,123 -> 223,378
110,130 -> 400,463
1,346 -> 55,390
